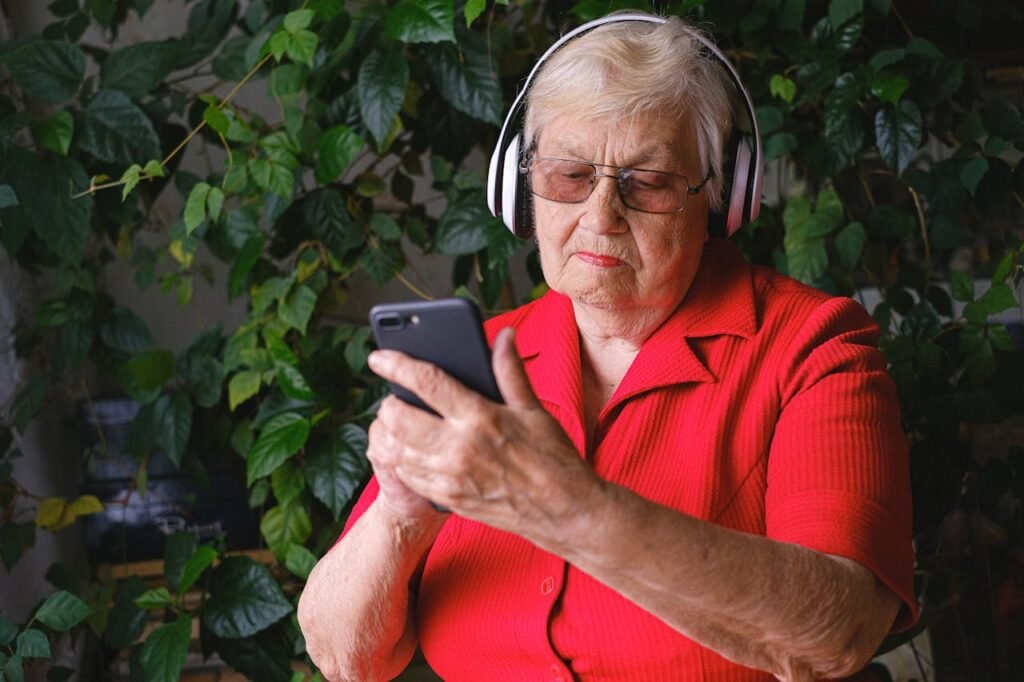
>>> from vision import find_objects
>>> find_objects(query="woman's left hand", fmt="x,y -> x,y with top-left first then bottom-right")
366,327 -> 602,547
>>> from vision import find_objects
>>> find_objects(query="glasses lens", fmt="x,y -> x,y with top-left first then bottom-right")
528,159 -> 595,203
619,169 -> 688,213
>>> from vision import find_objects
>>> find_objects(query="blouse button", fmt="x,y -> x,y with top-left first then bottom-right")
540,576 -> 555,595
549,664 -> 564,681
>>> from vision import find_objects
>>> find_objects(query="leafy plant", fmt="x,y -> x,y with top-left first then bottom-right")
0,0 -> 1022,680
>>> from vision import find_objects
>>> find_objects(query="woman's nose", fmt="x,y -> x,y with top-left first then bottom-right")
580,174 -> 627,234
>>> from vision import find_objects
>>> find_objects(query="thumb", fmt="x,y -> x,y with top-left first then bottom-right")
492,327 -> 538,409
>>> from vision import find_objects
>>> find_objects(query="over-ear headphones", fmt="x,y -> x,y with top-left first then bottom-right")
486,13 -> 763,239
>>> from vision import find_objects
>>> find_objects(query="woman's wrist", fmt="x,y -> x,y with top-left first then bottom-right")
371,498 -> 447,552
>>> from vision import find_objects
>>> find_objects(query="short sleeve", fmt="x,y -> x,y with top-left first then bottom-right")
765,297 -> 919,630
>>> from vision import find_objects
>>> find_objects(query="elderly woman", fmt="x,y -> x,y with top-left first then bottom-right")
298,12 -> 916,682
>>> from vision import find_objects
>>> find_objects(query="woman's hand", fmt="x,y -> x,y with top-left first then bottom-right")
366,327 -> 603,547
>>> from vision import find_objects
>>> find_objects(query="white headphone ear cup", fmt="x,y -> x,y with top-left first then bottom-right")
487,139 -> 503,217
726,138 -> 751,236
501,134 -> 523,235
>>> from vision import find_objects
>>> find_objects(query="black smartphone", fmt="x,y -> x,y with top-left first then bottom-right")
368,298 -> 503,415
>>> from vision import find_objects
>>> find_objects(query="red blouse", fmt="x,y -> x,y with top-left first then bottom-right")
344,239 -> 918,681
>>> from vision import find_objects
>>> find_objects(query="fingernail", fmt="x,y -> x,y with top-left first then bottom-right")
368,351 -> 384,371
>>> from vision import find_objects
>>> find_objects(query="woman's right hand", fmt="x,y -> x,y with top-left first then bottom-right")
367,415 -> 448,522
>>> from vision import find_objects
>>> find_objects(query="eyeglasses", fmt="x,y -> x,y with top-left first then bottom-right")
522,156 -> 712,214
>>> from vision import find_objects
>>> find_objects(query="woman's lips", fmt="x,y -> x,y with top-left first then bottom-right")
575,251 -> 623,267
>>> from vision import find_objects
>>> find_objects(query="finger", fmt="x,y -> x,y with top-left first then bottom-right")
368,349 -> 487,417
376,395 -> 444,450
492,327 -> 540,410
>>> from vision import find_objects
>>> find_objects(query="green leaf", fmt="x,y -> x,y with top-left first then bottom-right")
370,213 -> 403,240
247,412 -> 311,484
278,284 -> 317,334
0,149 -> 92,263
104,577 -> 147,649
464,0 -> 489,26
206,186 -> 225,223
769,74 -> 797,103
120,164 -> 141,200
869,48 -> 905,70
268,30 -> 289,62
252,274 -> 295,314
203,104 -> 230,136
906,37 -> 943,59
153,392 -> 192,467
139,614 -> 191,682
992,250 -> 1015,284
426,35 -> 502,125
960,156 -> 989,195
0,184 -> 17,209
284,9 -> 315,32
305,424 -> 370,519
359,241 -> 404,283
179,546 -> 218,593
127,349 -> 175,389
829,0 -> 862,28
275,362 -> 314,401
315,125 -> 365,184
979,282 -> 1018,315
184,182 -> 211,235
358,45 -> 409,147
201,556 -> 292,639
869,70 -> 909,105
101,41 -> 177,99
163,530 -> 198,592
76,90 -> 162,166
834,222 -> 865,270
303,188 -> 364,257
228,370 -> 262,411
436,192 -> 493,255
874,100 -> 922,175
144,160 -> 164,177
33,110 -> 74,155
285,544 -> 317,580
133,587 -> 173,610
271,461 -> 305,505
785,237 -> 828,284
0,521 -> 34,572
5,40 -> 85,104
385,0 -> 456,43
0,617 -> 18,646
15,629 -> 49,658
951,271 -> 975,302
260,503 -> 312,559
3,654 -> 23,682
248,158 -> 293,200
101,308 -> 154,354
228,233 -> 265,300
286,30 -> 318,67
33,591 -> 91,631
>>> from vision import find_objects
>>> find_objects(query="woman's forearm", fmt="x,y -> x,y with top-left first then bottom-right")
541,481 -> 900,681
297,501 -> 444,682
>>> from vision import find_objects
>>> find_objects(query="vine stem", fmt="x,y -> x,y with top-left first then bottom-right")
394,272 -> 434,301
908,185 -> 932,282
72,51 -> 275,199
890,2 -> 915,40
160,51 -> 275,169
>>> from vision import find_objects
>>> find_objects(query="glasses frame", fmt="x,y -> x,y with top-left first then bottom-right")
522,155 -> 713,215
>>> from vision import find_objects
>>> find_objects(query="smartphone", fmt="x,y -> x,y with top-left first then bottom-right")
368,298 -> 503,416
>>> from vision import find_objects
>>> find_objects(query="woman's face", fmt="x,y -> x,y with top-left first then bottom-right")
532,111 -> 709,314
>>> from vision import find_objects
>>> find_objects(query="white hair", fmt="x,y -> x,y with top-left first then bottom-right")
523,13 -> 737,212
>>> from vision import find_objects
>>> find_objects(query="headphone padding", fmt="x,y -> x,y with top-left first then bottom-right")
501,134 -> 522,235
487,139 -> 503,217
726,138 -> 751,236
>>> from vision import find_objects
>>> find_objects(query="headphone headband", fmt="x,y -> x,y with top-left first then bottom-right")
487,13 -> 763,238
